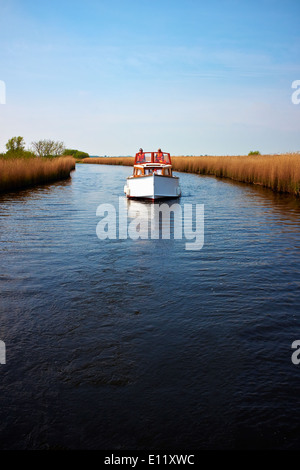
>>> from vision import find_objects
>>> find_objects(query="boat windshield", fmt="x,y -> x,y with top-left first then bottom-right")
154,153 -> 171,164
135,152 -> 152,163
135,152 -> 171,164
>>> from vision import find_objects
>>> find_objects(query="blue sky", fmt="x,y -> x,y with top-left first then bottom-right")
0,0 -> 300,155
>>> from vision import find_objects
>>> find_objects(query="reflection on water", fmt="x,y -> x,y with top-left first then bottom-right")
126,198 -> 184,240
125,198 -> 204,251
0,164 -> 300,449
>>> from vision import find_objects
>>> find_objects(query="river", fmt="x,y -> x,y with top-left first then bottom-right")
0,163 -> 300,449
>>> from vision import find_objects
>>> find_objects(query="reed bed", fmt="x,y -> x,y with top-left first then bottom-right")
171,154 -> 300,196
83,154 -> 300,196
0,157 -> 75,193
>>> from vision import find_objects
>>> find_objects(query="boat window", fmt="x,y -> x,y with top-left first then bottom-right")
145,168 -> 164,175
135,153 -> 152,164
137,169 -> 142,175
164,168 -> 170,176
154,153 -> 171,164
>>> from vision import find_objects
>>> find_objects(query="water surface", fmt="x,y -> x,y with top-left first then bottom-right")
0,164 -> 300,449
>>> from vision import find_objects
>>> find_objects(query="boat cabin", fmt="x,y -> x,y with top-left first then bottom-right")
133,152 -> 173,177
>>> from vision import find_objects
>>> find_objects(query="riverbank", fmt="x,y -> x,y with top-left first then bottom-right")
0,156 -> 76,193
82,154 -> 300,197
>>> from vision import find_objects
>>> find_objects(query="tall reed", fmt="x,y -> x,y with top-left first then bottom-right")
171,154 -> 300,196
0,157 -> 75,192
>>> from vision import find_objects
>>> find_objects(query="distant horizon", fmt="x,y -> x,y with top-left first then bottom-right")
88,151 -> 300,158
1,0 -> 300,155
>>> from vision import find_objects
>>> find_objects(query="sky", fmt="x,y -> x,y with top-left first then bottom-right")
0,0 -> 300,155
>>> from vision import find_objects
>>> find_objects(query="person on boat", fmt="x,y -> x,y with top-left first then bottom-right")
137,148 -> 145,163
156,148 -> 165,163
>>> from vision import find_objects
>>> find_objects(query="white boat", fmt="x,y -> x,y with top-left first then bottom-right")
124,150 -> 181,200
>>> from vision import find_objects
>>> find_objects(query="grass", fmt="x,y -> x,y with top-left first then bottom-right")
171,154 -> 300,196
82,154 -> 300,197
0,156 -> 76,193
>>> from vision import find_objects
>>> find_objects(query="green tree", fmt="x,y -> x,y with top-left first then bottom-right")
63,148 -> 89,159
248,150 -> 261,156
6,136 -> 25,153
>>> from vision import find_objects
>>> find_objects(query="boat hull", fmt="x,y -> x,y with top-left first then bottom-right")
124,174 -> 181,200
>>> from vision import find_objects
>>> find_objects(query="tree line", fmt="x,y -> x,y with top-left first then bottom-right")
1,136 -> 89,159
